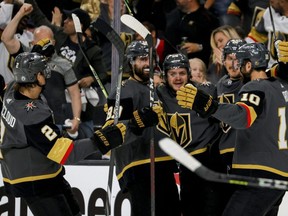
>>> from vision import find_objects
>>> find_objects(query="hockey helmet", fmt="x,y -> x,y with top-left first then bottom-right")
222,39 -> 246,62
126,40 -> 149,62
163,53 -> 190,73
235,43 -> 269,69
13,52 -> 51,84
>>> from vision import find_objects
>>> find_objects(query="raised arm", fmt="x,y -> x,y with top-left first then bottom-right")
1,3 -> 32,54
24,0 -> 61,33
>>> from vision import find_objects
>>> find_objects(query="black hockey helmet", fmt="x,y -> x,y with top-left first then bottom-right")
222,39 -> 246,62
163,53 -> 190,73
126,40 -> 149,62
235,43 -> 269,69
13,52 -> 51,84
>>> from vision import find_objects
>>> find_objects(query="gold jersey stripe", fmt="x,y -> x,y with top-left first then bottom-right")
117,147 -> 208,180
233,164 -> 288,177
3,167 -> 63,184
220,147 -> 235,155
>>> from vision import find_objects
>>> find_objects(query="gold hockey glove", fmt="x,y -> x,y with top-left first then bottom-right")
93,122 -> 126,154
176,84 -> 218,118
152,101 -> 170,132
275,40 -> 288,63
31,38 -> 55,58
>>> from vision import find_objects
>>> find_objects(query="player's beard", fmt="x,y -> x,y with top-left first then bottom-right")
133,65 -> 150,83
240,67 -> 252,84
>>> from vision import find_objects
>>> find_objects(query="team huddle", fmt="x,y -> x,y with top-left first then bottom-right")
2,0 -> 288,216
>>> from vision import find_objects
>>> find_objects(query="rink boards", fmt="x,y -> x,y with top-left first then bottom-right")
0,160 -> 287,216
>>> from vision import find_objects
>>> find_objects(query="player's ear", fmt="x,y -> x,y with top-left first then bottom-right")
246,61 -> 252,71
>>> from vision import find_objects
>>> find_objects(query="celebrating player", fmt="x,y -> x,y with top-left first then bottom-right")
0,52 -> 157,216
176,42 -> 288,215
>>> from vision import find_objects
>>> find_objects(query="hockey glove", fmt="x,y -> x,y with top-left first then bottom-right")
152,101 -> 165,121
129,106 -> 159,135
275,40 -> 288,63
176,84 -> 218,118
31,38 -> 55,58
152,101 -> 170,132
93,122 -> 126,155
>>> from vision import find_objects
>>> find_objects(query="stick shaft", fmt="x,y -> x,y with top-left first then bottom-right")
159,138 -> 288,191
121,14 -> 156,216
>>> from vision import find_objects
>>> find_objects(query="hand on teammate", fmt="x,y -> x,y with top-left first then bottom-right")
176,84 -> 218,118
130,106 -> 159,129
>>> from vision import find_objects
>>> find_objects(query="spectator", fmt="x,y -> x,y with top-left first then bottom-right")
0,0 -> 34,85
25,0 -> 109,137
163,0 -> 219,67
0,0 -> 13,30
133,0 -> 167,32
189,57 -> 210,84
209,0 -> 233,25
80,0 -> 101,21
208,25 -> 241,84
176,42 -> 287,216
153,69 -> 165,87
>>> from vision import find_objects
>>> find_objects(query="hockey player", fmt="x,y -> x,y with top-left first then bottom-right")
106,40 -> 181,216
1,3 -> 82,137
157,53 -> 226,215
216,39 -> 246,172
213,39 -> 247,213
1,52 -> 158,216
176,42 -> 288,215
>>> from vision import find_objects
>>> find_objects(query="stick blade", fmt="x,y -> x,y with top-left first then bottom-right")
159,138 -> 202,172
91,18 -> 125,60
72,13 -> 82,34
120,14 -> 150,40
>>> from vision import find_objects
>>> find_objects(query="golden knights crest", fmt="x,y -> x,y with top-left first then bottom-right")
167,112 -> 192,148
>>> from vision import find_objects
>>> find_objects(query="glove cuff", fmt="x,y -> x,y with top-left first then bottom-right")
132,110 -> 145,128
92,126 -> 123,154
194,90 -> 218,118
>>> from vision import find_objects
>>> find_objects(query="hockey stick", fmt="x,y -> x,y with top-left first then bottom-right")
72,14 -> 109,98
268,4 -> 280,64
90,18 -> 125,216
159,138 -> 288,191
123,0 -> 135,16
120,14 -> 156,216
90,18 -> 125,124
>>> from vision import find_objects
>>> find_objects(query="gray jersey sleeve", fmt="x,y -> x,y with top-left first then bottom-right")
213,80 -> 266,129
213,103 -> 248,129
